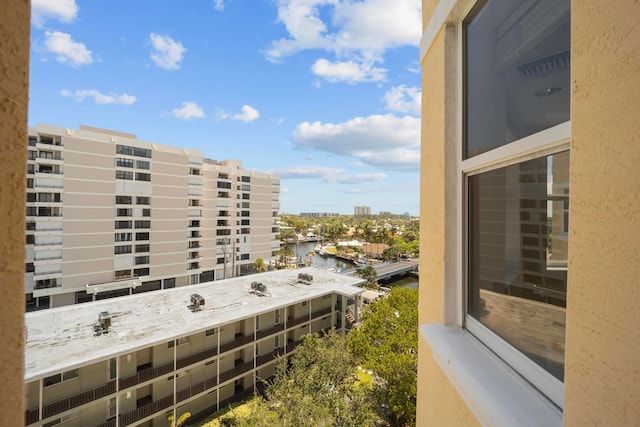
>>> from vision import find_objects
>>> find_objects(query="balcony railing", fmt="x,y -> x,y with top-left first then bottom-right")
256,323 -> 285,340
219,334 -> 254,354
119,362 -> 173,389
31,380 -> 117,420
286,316 -> 309,328
119,394 -> 174,426
311,306 -> 332,320
176,347 -> 218,370
176,374 -> 219,403
218,360 -> 254,383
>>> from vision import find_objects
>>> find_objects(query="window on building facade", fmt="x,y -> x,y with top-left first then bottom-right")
135,255 -> 150,265
115,232 -> 132,242
115,269 -> 131,279
133,267 -> 149,277
114,245 -> 132,255
116,195 -> 132,205
135,172 -> 151,182
135,220 -> 151,229
116,157 -> 134,168
135,232 -> 149,241
463,0 -> 570,408
136,196 -> 150,205
43,369 -> 79,387
135,244 -> 150,253
116,144 -> 152,158
115,220 -> 132,229
136,160 -> 150,169
115,170 -> 133,180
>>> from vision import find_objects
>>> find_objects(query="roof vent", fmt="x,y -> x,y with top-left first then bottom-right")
94,311 -> 111,335
298,273 -> 313,285
190,294 -> 205,312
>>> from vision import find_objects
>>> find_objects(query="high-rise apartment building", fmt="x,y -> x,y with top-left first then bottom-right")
353,205 -> 371,216
25,124 -> 280,310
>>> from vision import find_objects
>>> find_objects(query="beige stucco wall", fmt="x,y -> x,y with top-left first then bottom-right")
564,1 -> 640,425
0,0 -> 28,421
418,0 -> 640,426
417,12 -> 478,426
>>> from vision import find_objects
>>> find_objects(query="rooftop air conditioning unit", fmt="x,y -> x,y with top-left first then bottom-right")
190,294 -> 205,311
99,311 -> 111,329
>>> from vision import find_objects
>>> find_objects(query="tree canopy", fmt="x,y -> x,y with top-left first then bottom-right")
214,288 -> 419,427
349,287 -> 419,426
219,331 -> 378,426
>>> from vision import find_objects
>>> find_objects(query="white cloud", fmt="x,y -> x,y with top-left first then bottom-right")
213,0 -> 224,11
292,113 -> 420,171
327,173 -> 387,184
44,31 -> 93,66
60,89 -> 136,105
217,105 -> 260,123
267,166 -> 387,184
32,0 -> 78,27
265,0 -> 421,83
311,58 -> 386,83
233,105 -> 260,122
270,165 -> 344,180
383,85 -> 421,115
171,102 -> 205,119
149,33 -> 186,70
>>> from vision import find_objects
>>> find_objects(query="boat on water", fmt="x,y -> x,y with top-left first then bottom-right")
353,257 -> 368,267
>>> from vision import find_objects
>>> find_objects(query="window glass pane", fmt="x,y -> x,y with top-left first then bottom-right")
464,0 -> 571,158
468,150 -> 569,380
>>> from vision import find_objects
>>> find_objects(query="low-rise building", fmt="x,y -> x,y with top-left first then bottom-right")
24,267 -> 364,427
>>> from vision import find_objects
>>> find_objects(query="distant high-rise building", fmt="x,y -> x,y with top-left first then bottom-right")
25,124 -> 281,310
353,205 -> 371,216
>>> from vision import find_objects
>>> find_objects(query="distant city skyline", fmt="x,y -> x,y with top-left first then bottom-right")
28,0 -> 422,215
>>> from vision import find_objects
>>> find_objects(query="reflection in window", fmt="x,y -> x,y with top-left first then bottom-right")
468,151 -> 569,380
464,0 -> 571,158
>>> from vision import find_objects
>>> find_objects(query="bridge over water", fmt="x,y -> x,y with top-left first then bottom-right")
345,260 -> 419,281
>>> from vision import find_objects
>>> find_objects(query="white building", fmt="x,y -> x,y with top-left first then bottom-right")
24,267 -> 364,427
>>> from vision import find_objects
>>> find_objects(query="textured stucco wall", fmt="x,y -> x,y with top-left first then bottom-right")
417,9 -> 479,425
564,1 -> 640,425
0,0 -> 29,421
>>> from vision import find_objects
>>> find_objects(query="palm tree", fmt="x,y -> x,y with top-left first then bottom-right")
253,257 -> 268,273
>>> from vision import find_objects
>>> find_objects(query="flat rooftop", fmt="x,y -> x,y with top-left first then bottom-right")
25,267 -> 365,382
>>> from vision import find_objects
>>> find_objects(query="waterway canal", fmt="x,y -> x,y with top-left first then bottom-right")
287,241 -> 418,289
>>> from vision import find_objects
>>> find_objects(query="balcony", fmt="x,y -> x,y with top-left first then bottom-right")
255,348 -> 284,367
176,375 -> 219,403
24,380 -> 116,423
218,359 -> 254,383
119,362 -> 174,389
119,394 -> 173,426
256,323 -> 285,340
219,334 -> 254,354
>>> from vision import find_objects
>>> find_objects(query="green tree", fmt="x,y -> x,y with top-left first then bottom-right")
348,287 -> 419,427
253,257 -> 268,273
222,331 -> 378,426
355,265 -> 379,290
276,245 -> 293,268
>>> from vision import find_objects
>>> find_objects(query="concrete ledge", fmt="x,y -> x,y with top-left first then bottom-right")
420,323 -> 562,427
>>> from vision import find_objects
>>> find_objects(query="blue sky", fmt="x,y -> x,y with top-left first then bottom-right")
29,0 -> 422,215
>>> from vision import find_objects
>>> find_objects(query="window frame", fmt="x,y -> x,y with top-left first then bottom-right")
459,0 -> 570,409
